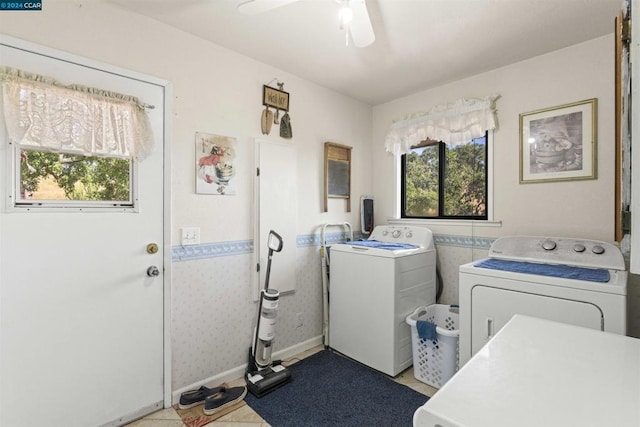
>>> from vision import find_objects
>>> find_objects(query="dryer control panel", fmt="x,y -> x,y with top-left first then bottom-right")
488,236 -> 625,271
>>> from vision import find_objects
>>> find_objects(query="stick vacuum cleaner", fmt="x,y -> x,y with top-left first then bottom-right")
246,230 -> 292,397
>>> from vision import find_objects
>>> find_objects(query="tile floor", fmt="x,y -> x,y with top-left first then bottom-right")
126,346 -> 438,427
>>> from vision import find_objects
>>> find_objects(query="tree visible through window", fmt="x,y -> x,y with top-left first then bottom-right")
19,149 -> 132,203
1,66 -> 151,209
401,133 -> 488,219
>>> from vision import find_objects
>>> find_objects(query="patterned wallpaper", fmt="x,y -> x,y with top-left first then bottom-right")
170,232 -> 639,392
169,231 -> 492,391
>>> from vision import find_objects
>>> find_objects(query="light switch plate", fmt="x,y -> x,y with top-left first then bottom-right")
181,227 -> 200,245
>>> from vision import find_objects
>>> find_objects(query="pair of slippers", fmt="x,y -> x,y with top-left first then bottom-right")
179,384 -> 247,415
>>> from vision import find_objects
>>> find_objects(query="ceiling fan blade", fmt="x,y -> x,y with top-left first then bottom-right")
349,0 -> 375,48
238,0 -> 300,15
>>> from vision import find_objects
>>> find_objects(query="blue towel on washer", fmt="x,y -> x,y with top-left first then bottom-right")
348,240 -> 418,250
416,320 -> 437,341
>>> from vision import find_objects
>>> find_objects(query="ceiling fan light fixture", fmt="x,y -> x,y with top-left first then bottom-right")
239,0 -> 374,48
339,3 -> 353,28
338,0 -> 353,46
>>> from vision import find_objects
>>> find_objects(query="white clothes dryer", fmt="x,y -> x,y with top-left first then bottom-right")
459,236 -> 628,366
329,225 -> 437,376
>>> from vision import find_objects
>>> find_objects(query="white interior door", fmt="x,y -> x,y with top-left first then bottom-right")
0,37 -> 167,426
255,139 -> 297,296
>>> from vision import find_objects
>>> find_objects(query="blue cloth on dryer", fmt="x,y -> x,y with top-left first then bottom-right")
474,259 -> 610,283
348,240 -> 418,250
416,320 -> 438,341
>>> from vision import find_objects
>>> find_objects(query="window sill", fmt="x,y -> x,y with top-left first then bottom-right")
387,217 -> 502,227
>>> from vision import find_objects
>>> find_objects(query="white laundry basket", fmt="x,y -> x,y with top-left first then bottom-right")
406,304 -> 459,388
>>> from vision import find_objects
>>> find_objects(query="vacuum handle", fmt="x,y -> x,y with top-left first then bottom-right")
263,230 -> 283,292
267,230 -> 283,252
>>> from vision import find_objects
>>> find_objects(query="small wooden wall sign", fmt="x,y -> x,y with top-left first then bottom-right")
263,85 -> 289,111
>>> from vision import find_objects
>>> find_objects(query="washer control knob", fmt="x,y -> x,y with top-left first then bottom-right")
542,240 -> 557,251
382,230 -> 388,236
392,229 -> 402,238
592,245 -> 605,255
573,244 -> 586,253
406,232 -> 413,238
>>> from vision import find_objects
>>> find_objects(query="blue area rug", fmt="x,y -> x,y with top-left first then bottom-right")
245,350 -> 428,426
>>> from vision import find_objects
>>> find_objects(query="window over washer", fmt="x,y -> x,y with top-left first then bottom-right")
401,132 -> 488,219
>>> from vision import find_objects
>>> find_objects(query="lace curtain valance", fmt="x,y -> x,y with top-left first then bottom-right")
384,94 -> 500,156
0,66 -> 154,160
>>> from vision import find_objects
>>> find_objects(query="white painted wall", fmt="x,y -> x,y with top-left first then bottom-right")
370,35 -> 640,337
1,1 -> 633,398
0,1 -> 371,241
0,1 -> 371,394
372,35 -> 616,242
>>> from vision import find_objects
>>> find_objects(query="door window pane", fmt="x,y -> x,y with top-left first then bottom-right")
18,148 -> 133,206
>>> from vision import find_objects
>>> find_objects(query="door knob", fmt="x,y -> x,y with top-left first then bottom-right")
146,243 -> 159,254
147,266 -> 160,277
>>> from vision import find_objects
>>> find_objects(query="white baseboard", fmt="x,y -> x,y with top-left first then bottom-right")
171,335 -> 323,405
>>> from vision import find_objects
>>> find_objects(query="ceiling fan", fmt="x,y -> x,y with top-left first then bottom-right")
237,0 -> 375,48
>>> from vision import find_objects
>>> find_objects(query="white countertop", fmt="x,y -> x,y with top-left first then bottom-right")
413,315 -> 640,427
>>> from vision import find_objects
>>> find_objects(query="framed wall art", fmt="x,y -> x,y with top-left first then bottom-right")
195,132 -> 236,195
519,99 -> 597,184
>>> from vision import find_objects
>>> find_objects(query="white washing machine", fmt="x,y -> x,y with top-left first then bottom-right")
329,225 -> 437,376
459,235 -> 628,366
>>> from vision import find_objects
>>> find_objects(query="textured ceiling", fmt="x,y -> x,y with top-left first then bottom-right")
109,0 -> 621,105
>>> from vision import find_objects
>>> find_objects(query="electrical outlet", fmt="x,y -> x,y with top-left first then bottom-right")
296,312 -> 303,328
181,227 -> 200,246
